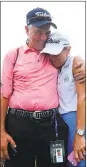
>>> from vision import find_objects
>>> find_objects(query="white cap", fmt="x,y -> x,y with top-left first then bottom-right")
40,31 -> 70,55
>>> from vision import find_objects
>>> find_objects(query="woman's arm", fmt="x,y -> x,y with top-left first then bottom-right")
72,56 -> 86,163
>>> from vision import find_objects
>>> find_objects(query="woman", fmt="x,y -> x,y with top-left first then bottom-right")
41,32 -> 86,167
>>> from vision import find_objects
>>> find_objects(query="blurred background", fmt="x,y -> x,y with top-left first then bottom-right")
1,1 -> 85,69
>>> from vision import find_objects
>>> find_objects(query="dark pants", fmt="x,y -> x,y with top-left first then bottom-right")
5,110 -> 67,167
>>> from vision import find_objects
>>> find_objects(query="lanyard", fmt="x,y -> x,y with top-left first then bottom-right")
53,109 -> 58,139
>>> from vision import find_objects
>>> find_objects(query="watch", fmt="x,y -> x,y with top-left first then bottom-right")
76,129 -> 84,136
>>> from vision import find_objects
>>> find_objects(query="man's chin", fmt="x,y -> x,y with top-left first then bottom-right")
36,44 -> 45,51
51,62 -> 60,69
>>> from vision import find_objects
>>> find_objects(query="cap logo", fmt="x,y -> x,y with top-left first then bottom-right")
47,38 -> 60,44
35,12 -> 50,17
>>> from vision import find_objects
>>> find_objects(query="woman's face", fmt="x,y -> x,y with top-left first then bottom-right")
49,47 -> 71,69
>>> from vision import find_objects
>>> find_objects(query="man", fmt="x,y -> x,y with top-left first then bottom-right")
1,7 -> 85,167
41,31 -> 86,167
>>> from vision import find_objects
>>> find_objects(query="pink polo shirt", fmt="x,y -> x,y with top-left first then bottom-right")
1,44 -> 59,111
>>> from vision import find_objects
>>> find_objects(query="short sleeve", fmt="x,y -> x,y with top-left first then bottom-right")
1,49 -> 18,98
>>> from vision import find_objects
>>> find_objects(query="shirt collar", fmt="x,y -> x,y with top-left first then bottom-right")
23,44 -> 40,54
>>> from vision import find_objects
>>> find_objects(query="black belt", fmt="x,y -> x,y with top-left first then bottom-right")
8,108 -> 54,120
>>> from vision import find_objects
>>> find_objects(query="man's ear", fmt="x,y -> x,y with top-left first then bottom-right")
25,26 -> 29,36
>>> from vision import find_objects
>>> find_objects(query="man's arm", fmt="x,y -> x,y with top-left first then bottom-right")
1,96 -> 9,131
1,96 -> 16,160
72,56 -> 86,162
73,56 -> 85,83
1,50 -> 17,160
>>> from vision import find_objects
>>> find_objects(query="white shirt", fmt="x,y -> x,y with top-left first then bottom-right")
58,56 -> 77,114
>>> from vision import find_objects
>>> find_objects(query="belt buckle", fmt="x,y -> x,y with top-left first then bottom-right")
33,111 -> 41,119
